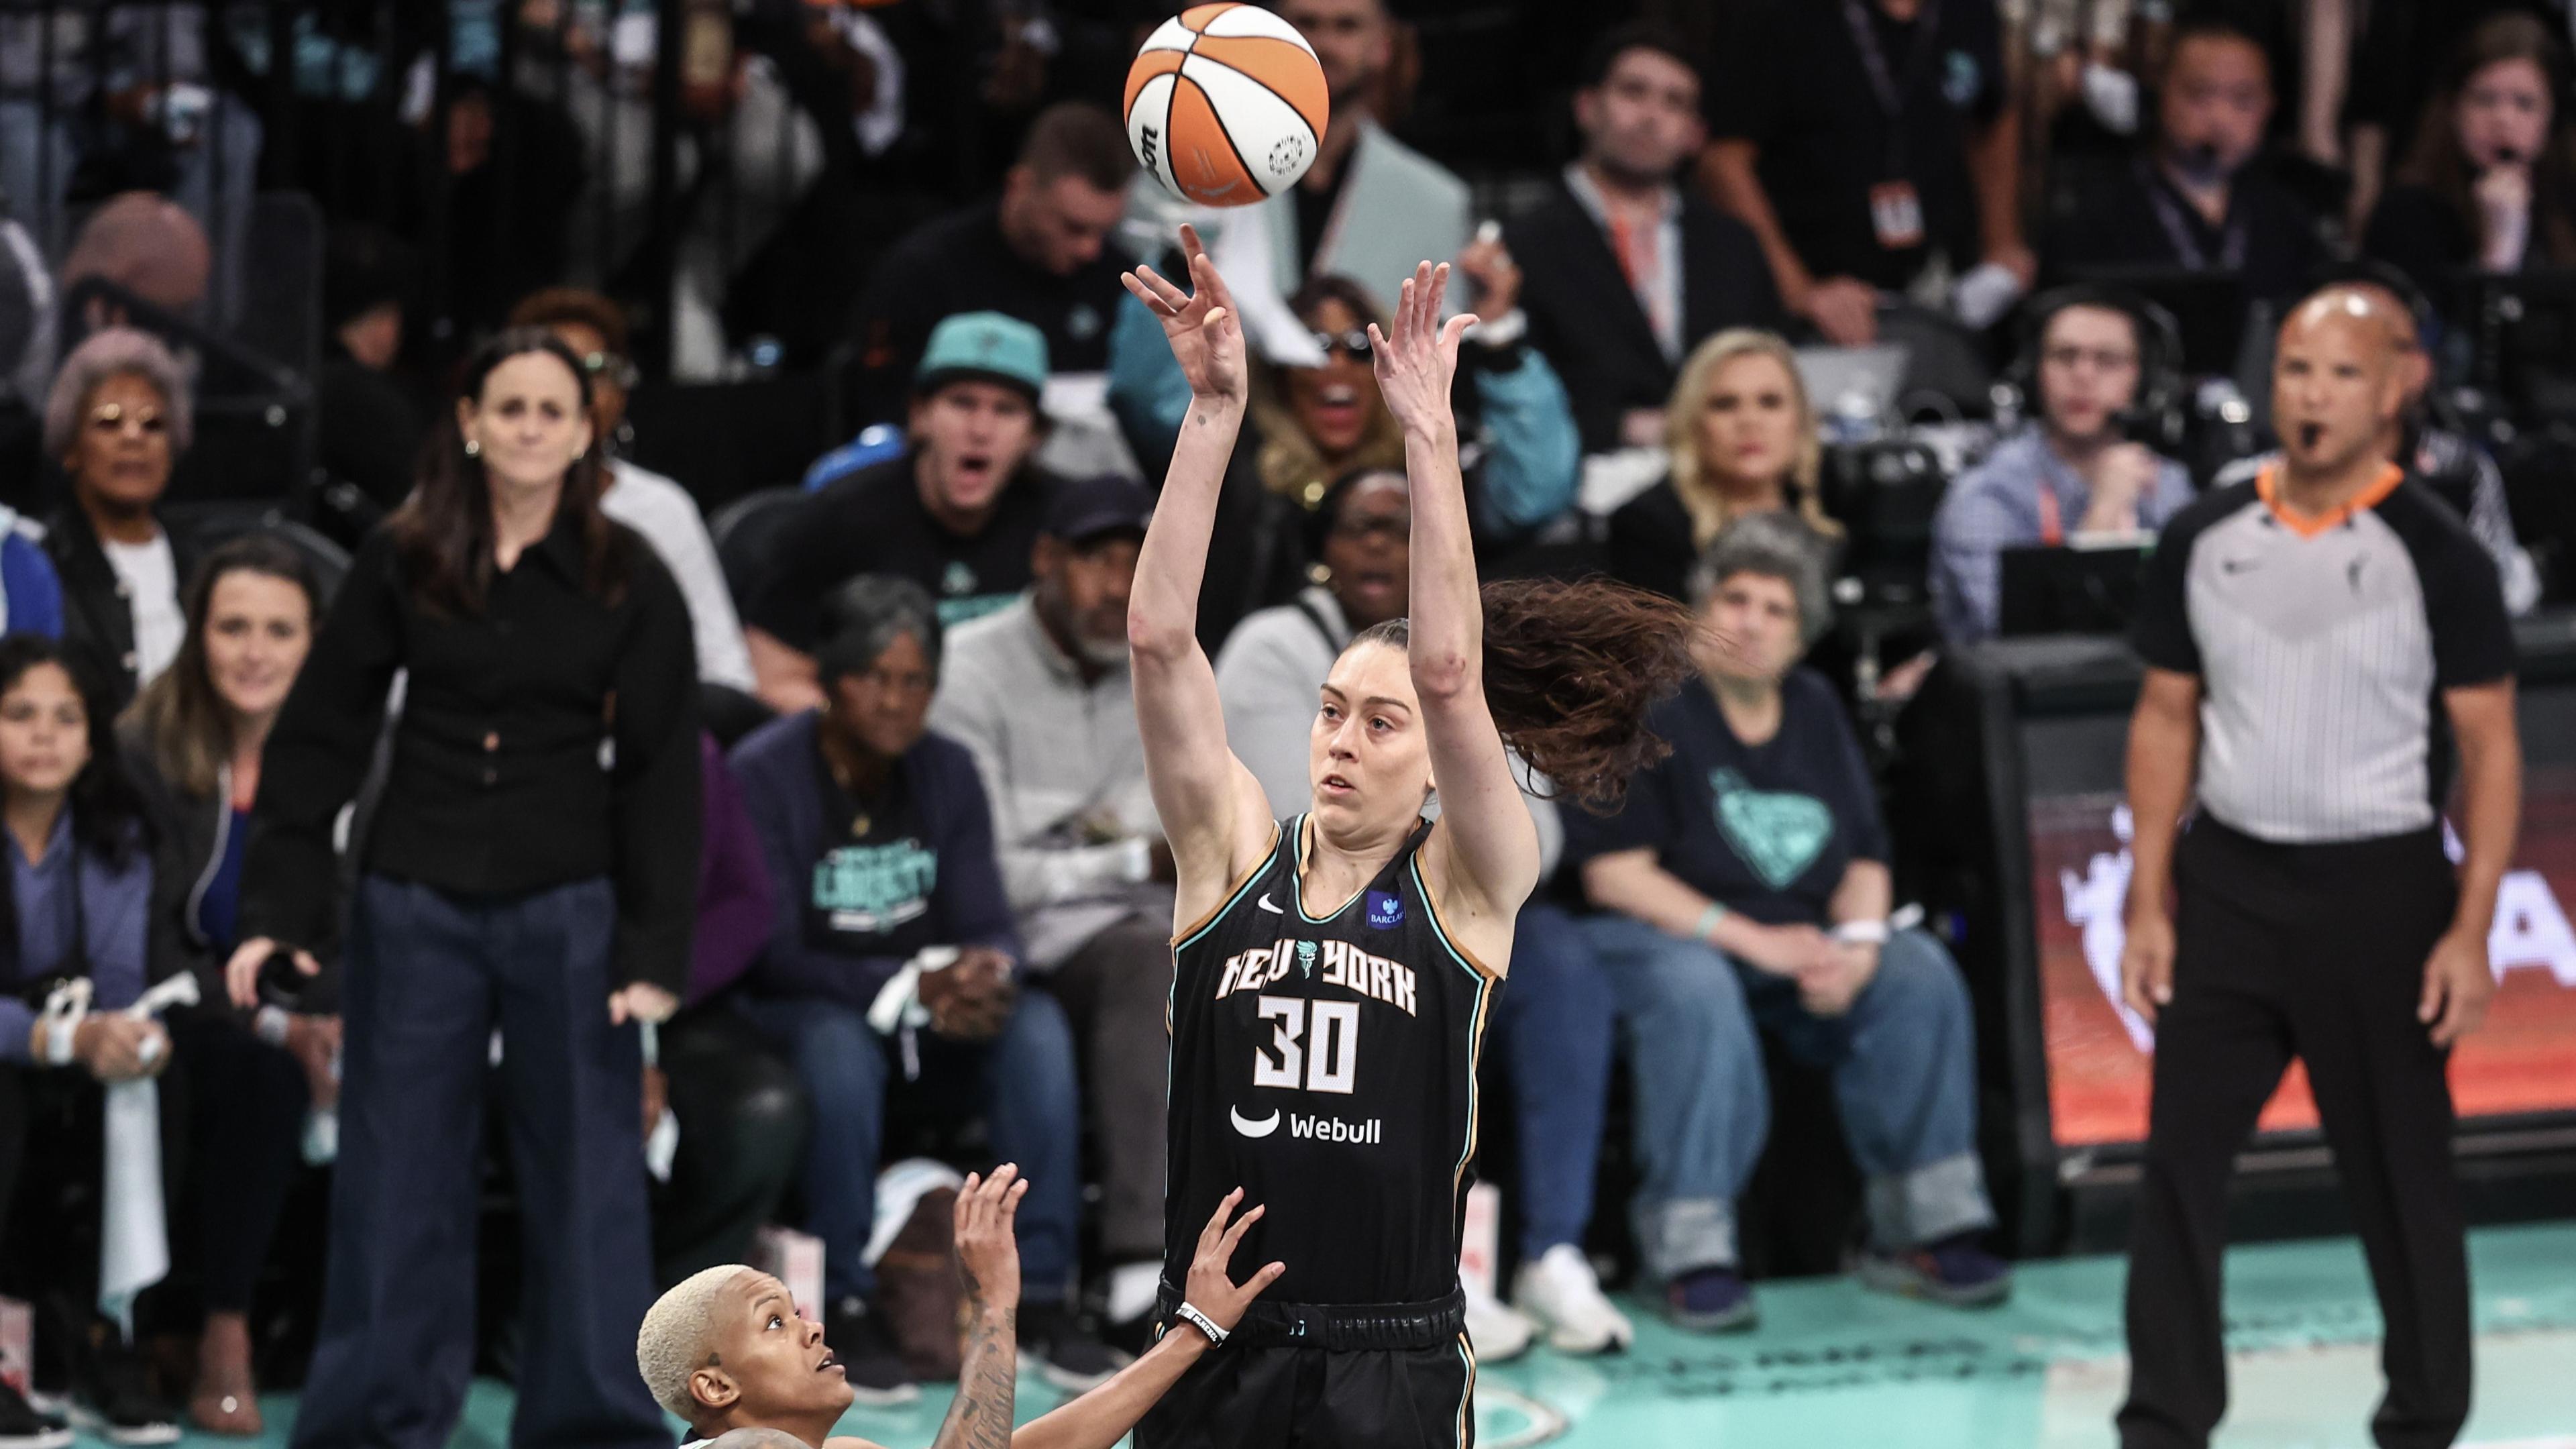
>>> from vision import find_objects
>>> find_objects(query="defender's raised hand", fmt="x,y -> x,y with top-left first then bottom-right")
1184,1187 -> 1286,1336
1368,260 -> 1477,439
953,1165 -> 1030,1312
1122,223 -> 1246,406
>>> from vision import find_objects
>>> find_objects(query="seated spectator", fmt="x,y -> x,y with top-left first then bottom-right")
1701,0 -> 2031,347
511,287 -> 759,694
1569,515 -> 2009,1329
1123,0 -> 1471,323
925,476 -> 1177,1354
1930,290 -> 2195,645
1509,23 -> 1782,453
1208,467 -> 1631,1360
2364,12 -> 2576,331
40,328 -> 202,711
2041,17 -> 2324,311
0,9 -> 262,302
119,534 -> 337,1437
1111,271 -> 1579,541
54,193 -> 213,330
845,102 -> 1136,426
729,575 -> 1104,1405
316,223 -> 430,519
651,733 -> 804,1289
633,1176 -> 1279,1449
746,313 -> 1065,714
2212,266 -> 2542,614
0,635 -> 178,1440
1606,329 -> 1839,602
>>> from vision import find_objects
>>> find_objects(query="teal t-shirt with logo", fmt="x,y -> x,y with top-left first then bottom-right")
1564,668 -> 1887,927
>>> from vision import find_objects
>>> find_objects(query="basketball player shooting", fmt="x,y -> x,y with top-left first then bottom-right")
1118,227 -> 1694,1448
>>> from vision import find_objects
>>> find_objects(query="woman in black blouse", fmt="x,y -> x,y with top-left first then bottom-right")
230,329 -> 700,1449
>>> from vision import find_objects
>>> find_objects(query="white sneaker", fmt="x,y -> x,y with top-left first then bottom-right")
1462,1279 -> 1535,1362
1512,1244 -> 1635,1355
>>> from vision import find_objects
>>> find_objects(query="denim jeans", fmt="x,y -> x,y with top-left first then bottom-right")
742,990 -> 1081,1306
293,875 -> 665,1449
1578,916 -> 1994,1281
1489,902 -> 1616,1263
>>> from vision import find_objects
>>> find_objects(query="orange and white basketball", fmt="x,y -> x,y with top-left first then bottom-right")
1123,3 -> 1329,208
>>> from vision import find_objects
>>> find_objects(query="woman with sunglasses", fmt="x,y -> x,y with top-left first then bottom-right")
40,328 -> 204,713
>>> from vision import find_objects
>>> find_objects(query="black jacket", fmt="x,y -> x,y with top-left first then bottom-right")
1508,180 -> 1783,453
43,503 -> 201,714
123,730 -> 346,1016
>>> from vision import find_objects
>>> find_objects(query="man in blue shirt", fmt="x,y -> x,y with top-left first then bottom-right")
1931,291 -> 2196,644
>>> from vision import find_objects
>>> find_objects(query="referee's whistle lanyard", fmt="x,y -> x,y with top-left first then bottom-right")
1841,0 -> 1942,195
2139,158 -> 2249,272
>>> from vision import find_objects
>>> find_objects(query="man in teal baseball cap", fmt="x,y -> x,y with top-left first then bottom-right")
746,311 -> 1069,712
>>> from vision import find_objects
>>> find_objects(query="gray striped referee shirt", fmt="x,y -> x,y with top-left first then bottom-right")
2132,463 -> 2516,845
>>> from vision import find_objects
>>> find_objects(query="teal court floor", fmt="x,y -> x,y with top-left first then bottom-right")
115,1221 -> 2576,1449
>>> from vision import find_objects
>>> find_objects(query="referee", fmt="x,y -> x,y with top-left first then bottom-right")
2115,286 -> 2522,1449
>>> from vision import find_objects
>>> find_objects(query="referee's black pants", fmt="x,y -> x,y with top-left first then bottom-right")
2118,818 -> 2471,1449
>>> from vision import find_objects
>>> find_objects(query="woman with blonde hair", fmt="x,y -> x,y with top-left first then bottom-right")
1606,328 -> 1838,602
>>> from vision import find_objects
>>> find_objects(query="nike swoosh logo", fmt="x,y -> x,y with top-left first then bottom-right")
1257,892 -> 1283,914
1230,1106 -> 1281,1138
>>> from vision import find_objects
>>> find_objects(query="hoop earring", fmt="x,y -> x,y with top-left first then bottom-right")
464,438 -> 481,458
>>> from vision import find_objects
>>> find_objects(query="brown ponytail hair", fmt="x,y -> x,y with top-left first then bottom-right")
1348,577 -> 1698,810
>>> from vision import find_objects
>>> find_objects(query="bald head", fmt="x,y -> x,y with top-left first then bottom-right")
2272,288 -> 2411,478
61,193 -> 211,314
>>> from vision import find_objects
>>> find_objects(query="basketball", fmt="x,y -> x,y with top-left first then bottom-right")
1123,3 -> 1330,209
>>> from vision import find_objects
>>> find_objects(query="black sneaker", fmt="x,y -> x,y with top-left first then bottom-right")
0,1378 -> 71,1449
1018,1301 -> 1130,1393
62,1312 -> 180,1446
823,1296 -> 918,1408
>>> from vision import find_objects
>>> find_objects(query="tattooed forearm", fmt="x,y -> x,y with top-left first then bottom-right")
930,1307 -> 1017,1449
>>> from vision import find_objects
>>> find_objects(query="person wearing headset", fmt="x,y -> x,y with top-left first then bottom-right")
1929,290 -> 2196,645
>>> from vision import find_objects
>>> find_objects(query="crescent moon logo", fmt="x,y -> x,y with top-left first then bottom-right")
1230,1106 -> 1281,1138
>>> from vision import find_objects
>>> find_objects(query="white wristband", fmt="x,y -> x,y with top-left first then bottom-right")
1173,1301 -> 1228,1348
1831,920 -> 1890,946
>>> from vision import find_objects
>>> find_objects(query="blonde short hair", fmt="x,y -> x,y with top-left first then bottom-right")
636,1265 -> 755,1421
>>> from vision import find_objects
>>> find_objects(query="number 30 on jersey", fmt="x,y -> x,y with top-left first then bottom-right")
1251,995 -> 1358,1094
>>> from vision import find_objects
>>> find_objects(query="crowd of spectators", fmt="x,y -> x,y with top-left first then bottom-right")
0,0 -> 2571,1442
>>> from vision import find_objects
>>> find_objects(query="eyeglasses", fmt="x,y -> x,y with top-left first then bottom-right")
578,350 -> 638,390
2041,344 -> 2139,373
1307,329 -> 1371,362
89,402 -> 168,437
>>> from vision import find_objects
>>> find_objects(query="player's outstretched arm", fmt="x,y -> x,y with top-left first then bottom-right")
1123,227 -> 1280,913
1010,1189 -> 1285,1449
1373,261 -> 1540,926
926,1166 -> 1030,1449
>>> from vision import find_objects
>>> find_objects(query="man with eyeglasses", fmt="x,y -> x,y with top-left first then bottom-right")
1929,291 -> 2194,645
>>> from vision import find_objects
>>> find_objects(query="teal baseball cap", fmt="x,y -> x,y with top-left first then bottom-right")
914,311 -> 1049,402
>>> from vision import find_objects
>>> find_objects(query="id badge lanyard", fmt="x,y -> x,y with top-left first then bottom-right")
1842,0 -> 1943,252
2137,158 -> 2249,272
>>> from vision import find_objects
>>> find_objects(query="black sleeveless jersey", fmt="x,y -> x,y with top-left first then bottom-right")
1163,814 -> 1502,1306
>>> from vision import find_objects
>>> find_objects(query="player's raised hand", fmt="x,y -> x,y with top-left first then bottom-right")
953,1165 -> 1030,1313
1369,260 -> 1476,440
1185,1187 -> 1286,1334
1122,223 -> 1246,405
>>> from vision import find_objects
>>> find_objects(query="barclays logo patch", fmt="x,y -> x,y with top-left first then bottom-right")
1365,891 -> 1404,930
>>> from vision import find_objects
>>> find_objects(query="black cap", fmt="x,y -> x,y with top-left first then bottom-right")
1046,474 -> 1154,544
